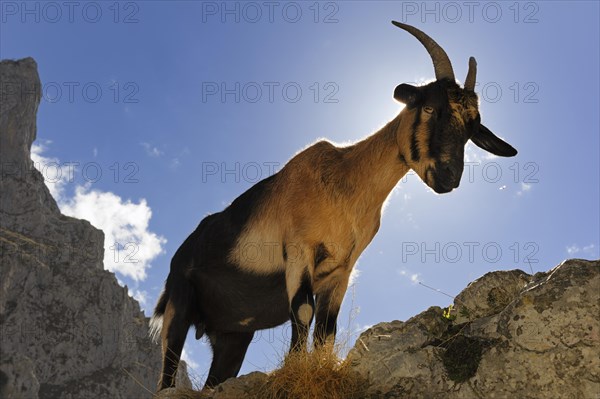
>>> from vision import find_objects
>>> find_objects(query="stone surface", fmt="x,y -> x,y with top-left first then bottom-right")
209,372 -> 268,399
0,354 -> 40,399
347,259 -> 600,399
0,58 -> 180,398
452,269 -> 531,324
155,372 -> 270,399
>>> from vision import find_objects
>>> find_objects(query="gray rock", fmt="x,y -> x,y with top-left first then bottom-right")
0,58 -> 186,398
153,371 -> 269,399
347,259 -> 600,399
210,372 -> 268,399
453,269 -> 531,324
0,354 -> 40,399
0,58 -> 40,168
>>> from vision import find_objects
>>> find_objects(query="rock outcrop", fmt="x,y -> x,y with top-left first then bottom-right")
0,58 -> 171,398
348,259 -> 599,399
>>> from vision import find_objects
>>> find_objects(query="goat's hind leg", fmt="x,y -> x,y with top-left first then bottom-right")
204,331 -> 254,389
158,301 -> 190,390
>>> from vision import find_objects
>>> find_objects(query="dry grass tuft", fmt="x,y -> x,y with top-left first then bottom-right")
256,345 -> 369,399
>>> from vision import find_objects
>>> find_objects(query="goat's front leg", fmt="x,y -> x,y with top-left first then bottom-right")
313,276 -> 349,348
287,267 -> 314,352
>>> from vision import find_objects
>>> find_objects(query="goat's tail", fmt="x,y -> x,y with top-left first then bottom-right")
150,223 -> 210,345
149,265 -> 205,343
149,288 -> 169,343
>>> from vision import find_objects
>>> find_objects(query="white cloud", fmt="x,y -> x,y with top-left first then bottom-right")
516,182 -> 532,196
170,158 -> 181,169
129,288 -> 149,311
181,348 -> 200,371
168,148 -> 190,170
32,143 -> 166,282
141,142 -> 163,157
566,245 -> 579,255
31,141 -> 69,200
398,268 -> 421,285
60,185 -> 166,281
465,142 -> 499,168
410,273 -> 421,284
464,143 -> 481,164
566,243 -> 598,257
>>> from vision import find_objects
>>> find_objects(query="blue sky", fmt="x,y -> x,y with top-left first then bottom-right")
3,0 -> 599,385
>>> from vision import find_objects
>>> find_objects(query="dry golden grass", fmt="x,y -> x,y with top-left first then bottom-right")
256,345 -> 369,399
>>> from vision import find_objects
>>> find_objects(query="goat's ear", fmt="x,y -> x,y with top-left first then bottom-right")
471,124 -> 518,157
394,84 -> 421,106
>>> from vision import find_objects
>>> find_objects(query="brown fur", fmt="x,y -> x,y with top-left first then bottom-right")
229,84 -> 481,317
230,114 -> 410,309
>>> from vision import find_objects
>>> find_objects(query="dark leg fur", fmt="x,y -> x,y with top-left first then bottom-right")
313,292 -> 339,347
289,273 -> 315,352
205,331 -> 254,388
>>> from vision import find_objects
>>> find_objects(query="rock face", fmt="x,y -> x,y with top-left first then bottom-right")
347,259 -> 599,399
0,58 -> 172,398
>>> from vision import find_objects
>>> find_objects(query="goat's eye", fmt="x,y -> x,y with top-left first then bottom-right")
423,106 -> 434,114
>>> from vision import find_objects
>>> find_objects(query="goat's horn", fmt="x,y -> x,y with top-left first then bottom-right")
464,57 -> 477,91
392,21 -> 455,82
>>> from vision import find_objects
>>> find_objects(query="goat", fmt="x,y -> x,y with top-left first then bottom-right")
150,21 -> 517,391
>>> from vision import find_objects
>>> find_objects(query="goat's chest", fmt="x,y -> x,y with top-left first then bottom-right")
309,208 -> 382,289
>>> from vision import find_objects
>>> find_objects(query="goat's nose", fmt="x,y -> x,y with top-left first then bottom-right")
444,165 -> 456,180
444,164 -> 463,188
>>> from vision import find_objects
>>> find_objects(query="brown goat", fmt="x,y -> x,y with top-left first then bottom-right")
150,21 -> 517,391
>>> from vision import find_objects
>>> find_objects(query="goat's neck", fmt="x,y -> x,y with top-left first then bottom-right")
341,113 -> 410,214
